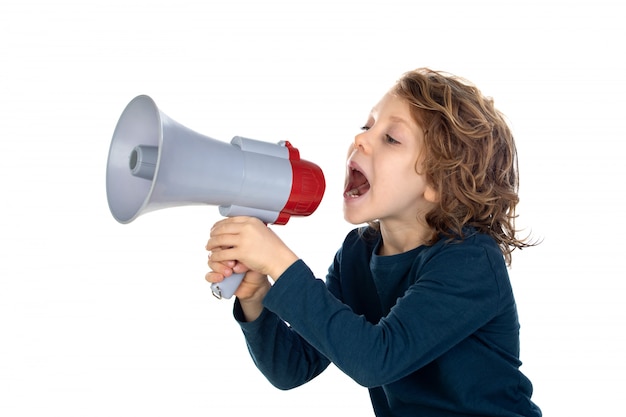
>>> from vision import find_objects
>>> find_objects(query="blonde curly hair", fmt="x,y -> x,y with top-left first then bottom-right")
385,68 -> 534,265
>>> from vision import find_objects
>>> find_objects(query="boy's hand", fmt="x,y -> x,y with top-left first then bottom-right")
205,248 -> 270,302
205,216 -> 298,281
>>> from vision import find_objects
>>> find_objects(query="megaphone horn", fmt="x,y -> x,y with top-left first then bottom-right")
106,95 -> 325,225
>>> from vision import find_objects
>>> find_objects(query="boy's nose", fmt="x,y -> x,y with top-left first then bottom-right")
353,131 -> 370,153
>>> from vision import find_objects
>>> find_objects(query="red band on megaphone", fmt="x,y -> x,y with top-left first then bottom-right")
275,142 -> 326,225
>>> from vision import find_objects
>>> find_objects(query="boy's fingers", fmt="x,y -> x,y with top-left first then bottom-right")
204,271 -> 224,283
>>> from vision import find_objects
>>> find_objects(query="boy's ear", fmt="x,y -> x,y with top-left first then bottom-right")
424,185 -> 440,203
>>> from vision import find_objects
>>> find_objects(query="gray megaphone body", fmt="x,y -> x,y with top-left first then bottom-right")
106,95 -> 325,299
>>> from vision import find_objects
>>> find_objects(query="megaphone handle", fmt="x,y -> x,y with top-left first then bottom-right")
211,272 -> 245,300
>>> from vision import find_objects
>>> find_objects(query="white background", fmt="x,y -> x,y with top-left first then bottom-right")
1,0 -> 623,415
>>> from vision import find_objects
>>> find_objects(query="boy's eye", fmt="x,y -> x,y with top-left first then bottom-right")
385,134 -> 400,144
360,126 -> 399,144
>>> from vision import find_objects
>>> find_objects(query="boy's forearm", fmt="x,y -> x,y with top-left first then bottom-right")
239,299 -> 265,322
238,282 -> 271,322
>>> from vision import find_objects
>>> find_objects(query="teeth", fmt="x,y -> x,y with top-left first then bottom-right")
345,182 -> 369,198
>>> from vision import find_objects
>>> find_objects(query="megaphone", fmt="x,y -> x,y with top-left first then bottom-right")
106,95 -> 325,299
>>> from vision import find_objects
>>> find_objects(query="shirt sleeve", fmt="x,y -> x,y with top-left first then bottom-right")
262,242 -> 503,388
234,296 -> 331,390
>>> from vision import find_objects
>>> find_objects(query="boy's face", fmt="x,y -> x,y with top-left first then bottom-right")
343,92 -> 437,227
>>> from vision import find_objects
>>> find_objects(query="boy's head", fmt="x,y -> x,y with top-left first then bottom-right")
392,68 -> 522,263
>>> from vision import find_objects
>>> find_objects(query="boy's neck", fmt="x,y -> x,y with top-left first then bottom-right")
378,222 -> 432,256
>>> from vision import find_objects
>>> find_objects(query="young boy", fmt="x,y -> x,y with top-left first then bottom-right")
206,68 -> 542,417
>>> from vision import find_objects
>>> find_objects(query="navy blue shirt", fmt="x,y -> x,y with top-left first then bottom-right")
235,227 -> 541,416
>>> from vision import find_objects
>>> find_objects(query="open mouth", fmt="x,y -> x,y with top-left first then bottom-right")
344,167 -> 370,198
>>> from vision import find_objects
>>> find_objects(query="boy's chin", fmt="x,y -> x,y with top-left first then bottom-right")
342,208 -> 370,226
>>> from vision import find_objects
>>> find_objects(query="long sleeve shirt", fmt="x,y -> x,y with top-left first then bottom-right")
234,227 -> 542,417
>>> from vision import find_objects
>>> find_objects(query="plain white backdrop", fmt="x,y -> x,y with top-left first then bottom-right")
1,0 -> 623,415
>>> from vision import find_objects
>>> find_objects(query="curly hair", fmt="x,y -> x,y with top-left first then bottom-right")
385,68 -> 534,265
